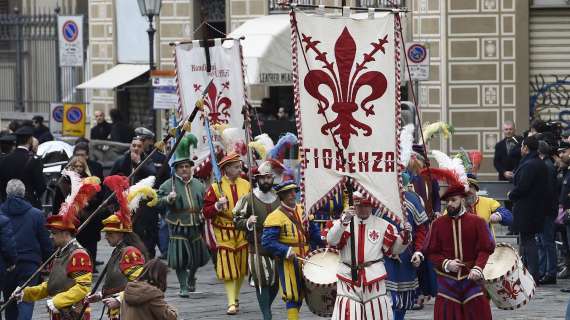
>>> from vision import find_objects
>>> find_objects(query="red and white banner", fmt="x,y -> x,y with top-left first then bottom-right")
174,39 -> 246,168
291,11 -> 404,218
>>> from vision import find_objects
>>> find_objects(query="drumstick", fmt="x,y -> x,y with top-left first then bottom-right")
295,256 -> 324,268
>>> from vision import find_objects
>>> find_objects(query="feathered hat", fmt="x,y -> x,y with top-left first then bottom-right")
422,121 -> 454,144
47,170 -> 101,232
173,133 -> 198,166
454,148 -> 483,190
249,132 -> 297,184
101,175 -> 131,233
127,176 -> 158,212
422,150 -> 468,200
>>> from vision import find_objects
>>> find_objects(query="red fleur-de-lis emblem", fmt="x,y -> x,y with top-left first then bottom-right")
497,278 -> 522,301
193,83 -> 202,92
302,28 -> 389,148
198,82 -> 232,124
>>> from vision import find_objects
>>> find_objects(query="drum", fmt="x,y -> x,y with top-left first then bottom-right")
482,243 -> 536,310
302,248 -> 340,317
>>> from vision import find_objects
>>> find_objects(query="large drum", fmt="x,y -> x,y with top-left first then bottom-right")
302,248 -> 340,317
482,243 -> 536,310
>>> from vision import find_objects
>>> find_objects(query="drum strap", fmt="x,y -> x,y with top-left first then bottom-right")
343,258 -> 383,270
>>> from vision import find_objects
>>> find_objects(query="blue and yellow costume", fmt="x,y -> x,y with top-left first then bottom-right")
261,181 -> 323,320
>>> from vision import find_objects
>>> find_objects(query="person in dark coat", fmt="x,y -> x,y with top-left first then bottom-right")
536,140 -> 558,285
0,132 -> 15,156
1,179 -> 52,320
109,109 -> 134,143
90,110 -> 112,140
0,208 -> 17,320
0,126 -> 46,209
508,135 -> 549,282
31,116 -> 53,144
494,120 -> 523,181
111,137 -> 158,257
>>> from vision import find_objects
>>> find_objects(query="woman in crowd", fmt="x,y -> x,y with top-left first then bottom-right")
121,258 -> 178,320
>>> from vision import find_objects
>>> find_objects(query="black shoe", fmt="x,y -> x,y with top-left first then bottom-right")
539,275 -> 557,285
561,288 -> 570,293
188,278 -> 196,292
95,260 -> 104,266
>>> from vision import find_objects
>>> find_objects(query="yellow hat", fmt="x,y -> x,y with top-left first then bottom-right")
102,214 -> 132,233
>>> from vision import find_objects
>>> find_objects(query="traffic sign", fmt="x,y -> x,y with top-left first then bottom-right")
405,42 -> 430,81
58,16 -> 84,67
62,103 -> 86,137
50,103 -> 63,136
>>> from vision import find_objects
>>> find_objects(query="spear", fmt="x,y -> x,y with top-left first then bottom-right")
243,103 -> 264,295
0,91 -> 207,313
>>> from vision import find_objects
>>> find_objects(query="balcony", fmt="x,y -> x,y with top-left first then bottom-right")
269,0 -> 406,13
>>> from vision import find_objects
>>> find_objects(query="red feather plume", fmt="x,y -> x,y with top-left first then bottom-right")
420,167 -> 465,190
59,181 -> 101,228
468,151 -> 483,174
103,175 -> 131,228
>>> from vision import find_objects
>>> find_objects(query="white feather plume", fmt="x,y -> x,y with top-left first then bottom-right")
431,150 -> 468,189
399,124 -> 415,167
221,127 -> 245,153
61,169 -> 82,205
128,176 -> 156,212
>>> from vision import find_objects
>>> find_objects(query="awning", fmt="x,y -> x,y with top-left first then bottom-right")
76,64 -> 150,90
229,15 -> 292,86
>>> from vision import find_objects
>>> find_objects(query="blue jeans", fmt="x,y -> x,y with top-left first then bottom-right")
538,215 -> 558,277
2,263 -> 40,320
158,216 -> 169,255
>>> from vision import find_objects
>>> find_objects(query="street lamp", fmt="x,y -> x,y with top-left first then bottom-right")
137,0 -> 162,70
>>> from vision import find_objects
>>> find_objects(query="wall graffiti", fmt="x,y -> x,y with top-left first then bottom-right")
530,74 -> 570,125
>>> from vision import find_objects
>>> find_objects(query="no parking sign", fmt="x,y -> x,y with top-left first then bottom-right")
58,16 -> 84,67
49,103 -> 64,136
405,42 -> 430,81
62,103 -> 86,137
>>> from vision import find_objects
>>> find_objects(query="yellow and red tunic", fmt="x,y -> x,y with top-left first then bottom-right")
203,176 -> 251,280
23,242 -> 93,320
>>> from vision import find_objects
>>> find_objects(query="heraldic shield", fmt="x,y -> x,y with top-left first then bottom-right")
291,11 -> 404,220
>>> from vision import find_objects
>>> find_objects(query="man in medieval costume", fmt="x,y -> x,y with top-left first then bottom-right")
86,175 -> 149,319
408,145 -> 441,221
203,152 -> 251,315
465,173 -> 513,239
11,172 -> 100,320
261,181 -> 323,320
158,134 -> 209,297
382,173 -> 433,320
233,161 -> 281,320
327,192 -> 411,320
425,168 -> 495,320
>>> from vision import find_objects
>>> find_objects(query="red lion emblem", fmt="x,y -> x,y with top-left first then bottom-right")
302,27 -> 389,148
198,81 -> 232,125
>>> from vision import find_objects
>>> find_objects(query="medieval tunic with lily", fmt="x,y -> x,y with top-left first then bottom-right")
327,214 -> 410,320
383,191 -> 430,311
233,187 -> 280,287
23,239 -> 93,320
425,208 -> 495,320
203,176 -> 251,280
261,203 -> 323,307
158,175 -> 209,271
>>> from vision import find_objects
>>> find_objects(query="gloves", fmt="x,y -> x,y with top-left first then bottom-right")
215,197 -> 228,211
11,286 -> 23,303
410,251 -> 424,268
46,299 -> 59,314
286,247 -> 297,261
341,208 -> 355,225
166,192 -> 177,204
490,212 -> 502,223
246,215 -> 258,231
86,291 -> 103,303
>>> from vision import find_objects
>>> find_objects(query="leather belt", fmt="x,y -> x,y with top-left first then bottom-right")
343,258 -> 383,270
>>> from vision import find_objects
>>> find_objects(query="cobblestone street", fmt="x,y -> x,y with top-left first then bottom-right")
28,240 -> 570,320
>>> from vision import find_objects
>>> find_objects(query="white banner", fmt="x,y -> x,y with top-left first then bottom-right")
57,16 -> 83,67
292,12 -> 403,218
174,40 -> 246,167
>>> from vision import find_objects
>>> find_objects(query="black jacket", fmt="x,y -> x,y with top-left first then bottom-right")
33,125 -> 54,144
508,151 -> 548,233
494,136 -> 522,180
110,152 -> 157,184
91,121 -> 112,140
110,122 -> 134,143
0,147 -> 46,208
543,157 -> 558,217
